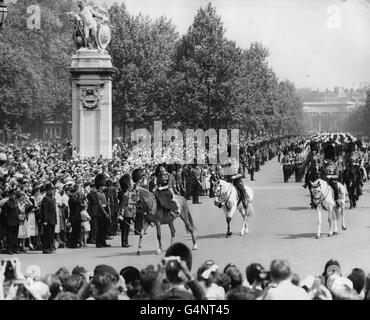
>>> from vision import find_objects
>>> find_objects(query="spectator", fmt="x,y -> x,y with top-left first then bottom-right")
262,259 -> 310,300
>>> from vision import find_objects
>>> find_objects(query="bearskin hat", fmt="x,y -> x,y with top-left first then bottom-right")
283,148 -> 288,156
132,168 -> 144,184
94,173 -> 107,189
323,143 -> 336,161
119,173 -> 132,193
347,142 -> 356,153
165,242 -> 192,271
355,140 -> 363,149
310,141 -> 319,152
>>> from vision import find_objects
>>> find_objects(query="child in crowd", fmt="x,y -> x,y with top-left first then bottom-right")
80,203 -> 91,247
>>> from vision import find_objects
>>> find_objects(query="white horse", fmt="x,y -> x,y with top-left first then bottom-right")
213,179 -> 255,238
310,179 -> 347,239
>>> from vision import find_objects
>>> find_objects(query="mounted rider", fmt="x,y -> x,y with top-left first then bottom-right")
303,141 -> 321,208
229,157 -> 248,210
321,142 -> 340,208
155,164 -> 181,218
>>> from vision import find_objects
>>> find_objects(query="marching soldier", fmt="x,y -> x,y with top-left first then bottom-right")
293,147 -> 304,183
118,173 -> 136,248
281,150 -> 291,183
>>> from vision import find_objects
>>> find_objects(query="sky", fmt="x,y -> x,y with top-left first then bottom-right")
97,0 -> 370,90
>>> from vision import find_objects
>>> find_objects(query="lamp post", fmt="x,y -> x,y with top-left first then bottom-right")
0,0 -> 8,30
206,74 -> 213,129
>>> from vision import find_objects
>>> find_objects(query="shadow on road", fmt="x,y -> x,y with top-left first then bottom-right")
196,233 -> 226,240
93,250 -> 157,258
277,206 -> 309,211
277,233 -> 317,239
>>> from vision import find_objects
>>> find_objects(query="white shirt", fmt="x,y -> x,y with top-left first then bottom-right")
264,280 -> 310,300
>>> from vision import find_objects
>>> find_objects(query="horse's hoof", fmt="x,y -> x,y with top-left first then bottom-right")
156,249 -> 162,255
226,233 -> 232,238
333,232 -> 338,236
137,251 -> 141,256
192,244 -> 198,251
315,235 -> 320,239
342,226 -> 347,231
240,232 -> 245,236
328,233 -> 333,237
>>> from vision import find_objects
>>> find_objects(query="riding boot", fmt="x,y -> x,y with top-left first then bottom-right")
170,198 -> 181,218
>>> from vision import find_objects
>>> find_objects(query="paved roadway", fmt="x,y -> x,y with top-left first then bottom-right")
4,158 -> 370,279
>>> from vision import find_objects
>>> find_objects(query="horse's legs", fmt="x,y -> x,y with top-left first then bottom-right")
316,208 -> 322,239
327,208 -> 333,237
180,215 -> 198,250
341,204 -> 347,230
226,217 -> 232,238
168,221 -> 176,247
333,207 -> 339,235
240,208 -> 248,236
156,223 -> 163,255
137,220 -> 150,256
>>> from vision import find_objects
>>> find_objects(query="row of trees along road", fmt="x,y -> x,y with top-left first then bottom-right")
0,1 -> 304,136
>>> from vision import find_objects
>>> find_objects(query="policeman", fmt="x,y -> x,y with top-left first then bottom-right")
321,143 -> 340,208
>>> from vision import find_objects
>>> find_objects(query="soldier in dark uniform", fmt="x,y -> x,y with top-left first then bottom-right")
118,173 -> 135,248
95,174 -> 111,248
132,168 -> 145,234
321,143 -> 340,208
40,183 -> 57,254
293,147 -> 304,183
281,149 -> 291,183
2,189 -> 20,254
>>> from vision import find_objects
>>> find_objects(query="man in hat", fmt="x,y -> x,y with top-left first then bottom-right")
40,183 -> 57,254
156,164 -> 182,218
95,173 -> 111,248
2,189 -> 20,254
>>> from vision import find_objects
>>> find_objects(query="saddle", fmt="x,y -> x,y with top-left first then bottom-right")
156,190 -> 179,218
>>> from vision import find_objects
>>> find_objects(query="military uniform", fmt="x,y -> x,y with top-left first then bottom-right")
281,153 -> 292,183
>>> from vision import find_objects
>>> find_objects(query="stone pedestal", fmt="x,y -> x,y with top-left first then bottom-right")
69,49 -> 116,159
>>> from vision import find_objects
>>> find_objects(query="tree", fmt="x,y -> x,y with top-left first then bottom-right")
109,3 -> 178,128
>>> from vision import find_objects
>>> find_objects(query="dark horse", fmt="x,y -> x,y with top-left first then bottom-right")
135,187 -> 197,255
343,164 -> 362,209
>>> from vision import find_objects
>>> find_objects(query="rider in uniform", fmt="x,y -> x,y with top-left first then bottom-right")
321,143 -> 340,208
155,164 -> 181,218
230,158 -> 248,209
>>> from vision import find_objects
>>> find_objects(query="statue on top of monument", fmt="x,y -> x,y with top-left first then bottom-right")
66,0 -> 111,51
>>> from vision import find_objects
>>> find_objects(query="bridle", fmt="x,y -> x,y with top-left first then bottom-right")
215,181 -> 233,211
311,180 -> 330,205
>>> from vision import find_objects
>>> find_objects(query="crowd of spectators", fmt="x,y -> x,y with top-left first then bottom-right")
0,242 -> 368,300
0,136 -> 299,254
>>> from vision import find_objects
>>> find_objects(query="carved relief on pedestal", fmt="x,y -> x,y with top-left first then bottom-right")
80,87 -> 100,110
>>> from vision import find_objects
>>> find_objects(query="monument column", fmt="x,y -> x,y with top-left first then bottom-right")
69,49 -> 116,159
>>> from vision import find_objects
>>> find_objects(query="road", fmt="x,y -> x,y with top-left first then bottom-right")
3,158 -> 370,279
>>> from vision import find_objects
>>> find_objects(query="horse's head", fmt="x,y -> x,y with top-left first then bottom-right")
310,179 -> 323,203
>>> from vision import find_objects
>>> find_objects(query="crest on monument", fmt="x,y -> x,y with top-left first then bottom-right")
81,88 -> 100,110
